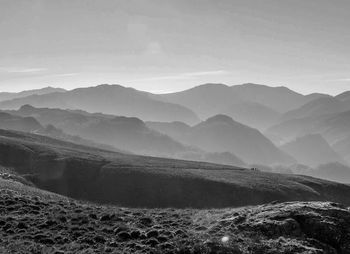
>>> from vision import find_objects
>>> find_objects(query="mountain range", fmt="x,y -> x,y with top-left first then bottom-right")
279,134 -> 345,167
2,83 -> 350,253
148,114 -> 294,165
0,85 -> 200,124
6,105 -> 246,167
2,83 -> 350,179
0,86 -> 66,102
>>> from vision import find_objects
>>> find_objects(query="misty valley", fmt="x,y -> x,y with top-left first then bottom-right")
2,1 -> 350,253
1,84 -> 350,253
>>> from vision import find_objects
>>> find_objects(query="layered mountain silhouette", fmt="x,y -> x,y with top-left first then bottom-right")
148,114 -> 295,165
1,83 -> 330,131
310,163 -> 350,184
9,105 -> 246,166
0,109 -> 123,153
12,105 -> 189,157
279,134 -> 345,167
333,137 -> 350,165
159,83 -> 327,130
0,86 -> 66,102
221,102 -> 281,130
267,109 -> 350,145
158,83 -> 244,119
281,97 -> 347,122
0,84 -> 199,124
230,83 -> 328,113
0,112 -> 42,132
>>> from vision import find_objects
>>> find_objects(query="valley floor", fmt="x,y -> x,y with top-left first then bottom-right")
1,178 -> 350,254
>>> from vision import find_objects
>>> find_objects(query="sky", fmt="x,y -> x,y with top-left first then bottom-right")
0,0 -> 350,95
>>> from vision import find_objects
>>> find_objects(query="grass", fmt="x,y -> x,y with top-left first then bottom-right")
1,129 -> 350,208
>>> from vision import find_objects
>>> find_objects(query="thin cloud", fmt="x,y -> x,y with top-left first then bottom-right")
0,67 -> 47,73
129,70 -> 230,82
46,73 -> 79,78
183,70 -> 230,77
329,78 -> 350,82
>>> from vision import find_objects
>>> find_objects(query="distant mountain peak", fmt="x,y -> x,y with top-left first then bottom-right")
234,83 -> 297,92
205,114 -> 235,124
19,104 -> 36,111
336,91 -> 350,101
183,83 -> 229,93
195,83 -> 228,88
111,115 -> 146,127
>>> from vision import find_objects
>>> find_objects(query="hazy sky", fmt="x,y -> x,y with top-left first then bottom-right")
1,0 -> 350,95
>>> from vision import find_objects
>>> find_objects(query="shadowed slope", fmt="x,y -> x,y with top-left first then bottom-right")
1,129 -> 350,208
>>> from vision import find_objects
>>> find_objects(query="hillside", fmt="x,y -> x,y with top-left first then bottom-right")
2,178 -> 350,253
1,129 -> 350,208
149,115 -> 295,165
2,179 -> 350,254
0,84 -> 199,124
280,134 -> 345,167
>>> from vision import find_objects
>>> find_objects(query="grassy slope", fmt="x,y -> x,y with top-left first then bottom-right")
1,177 -> 350,253
1,129 -> 350,208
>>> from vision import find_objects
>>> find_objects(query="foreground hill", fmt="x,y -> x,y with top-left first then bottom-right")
1,179 -> 350,253
148,115 -> 294,165
280,134 -> 345,167
1,129 -> 350,208
0,84 -> 199,124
